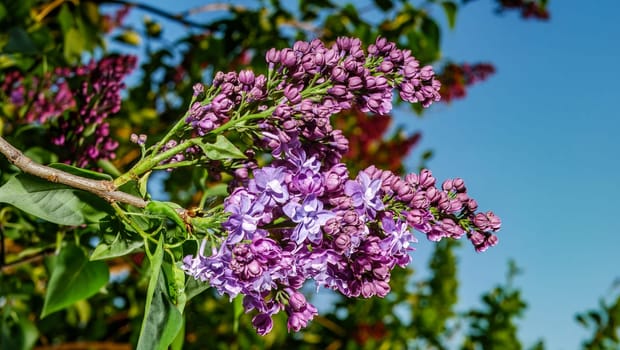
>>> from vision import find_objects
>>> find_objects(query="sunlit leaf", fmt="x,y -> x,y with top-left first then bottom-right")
199,135 -> 246,160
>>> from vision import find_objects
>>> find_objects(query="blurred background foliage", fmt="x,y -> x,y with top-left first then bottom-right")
2,0 -> 616,349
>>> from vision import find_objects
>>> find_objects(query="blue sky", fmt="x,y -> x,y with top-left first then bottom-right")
403,0 -> 620,348
118,0 -> 620,348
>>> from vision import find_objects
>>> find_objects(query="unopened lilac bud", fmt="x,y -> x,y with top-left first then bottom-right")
282,119 -> 298,133
336,37 -> 352,51
419,169 -> 436,188
453,178 -> 466,192
280,48 -> 298,68
487,211 -> 501,231
361,282 -> 376,298
334,233 -> 351,251
347,76 -> 363,90
238,70 -> 255,86
420,65 -> 435,80
467,198 -> 479,211
253,314 -> 273,335
374,281 -> 390,297
287,290 -> 307,312
343,210 -> 359,224
192,83 -> 204,97
331,66 -> 348,82
379,60 -> 394,73
284,85 -> 302,104
328,84 -> 347,98
265,48 -> 280,64
442,179 -> 454,191
425,187 -> 440,203
234,167 -> 249,180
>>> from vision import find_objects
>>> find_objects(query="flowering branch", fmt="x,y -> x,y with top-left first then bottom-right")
0,136 -> 147,208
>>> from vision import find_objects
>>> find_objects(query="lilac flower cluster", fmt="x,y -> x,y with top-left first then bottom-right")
183,152 -> 500,335
1,55 -> 136,168
182,37 -> 497,335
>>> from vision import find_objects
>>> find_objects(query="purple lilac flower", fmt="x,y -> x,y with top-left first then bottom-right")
248,166 -> 290,207
344,171 -> 385,218
380,217 -> 417,266
222,189 -> 266,244
283,195 -> 336,245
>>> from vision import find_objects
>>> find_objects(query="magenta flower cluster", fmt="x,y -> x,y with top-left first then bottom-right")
1,55 -> 136,167
181,37 -> 498,335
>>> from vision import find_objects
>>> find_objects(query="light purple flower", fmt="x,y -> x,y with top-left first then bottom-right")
283,195 -> 336,245
249,166 -> 290,207
380,217 -> 416,266
223,190 -> 266,244
344,171 -> 385,218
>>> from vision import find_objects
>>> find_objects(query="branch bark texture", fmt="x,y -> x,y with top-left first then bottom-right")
0,136 -> 147,208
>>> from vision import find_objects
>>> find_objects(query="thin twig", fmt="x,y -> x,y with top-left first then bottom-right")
0,247 -> 56,273
87,0 -> 215,30
0,136 -> 147,208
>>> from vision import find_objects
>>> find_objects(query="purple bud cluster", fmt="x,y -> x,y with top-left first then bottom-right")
172,37 -> 440,169
1,55 -> 136,168
183,153 -> 500,335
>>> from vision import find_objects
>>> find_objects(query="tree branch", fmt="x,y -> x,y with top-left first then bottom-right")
88,0 -> 216,30
0,136 -> 147,208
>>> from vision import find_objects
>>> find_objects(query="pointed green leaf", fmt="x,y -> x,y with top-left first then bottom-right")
90,232 -> 144,260
146,201 -> 186,231
64,27 -> 85,62
49,163 -> 113,181
0,174 -> 86,225
200,135 -> 246,160
137,239 -> 183,350
41,245 -> 109,318
441,1 -> 458,29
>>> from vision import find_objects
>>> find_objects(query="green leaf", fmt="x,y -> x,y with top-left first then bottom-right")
1,312 -> 38,350
24,147 -> 59,165
64,27 -> 85,62
137,239 -> 183,350
90,232 -> 144,260
184,276 -> 211,302
200,135 -> 246,160
146,201 -> 186,231
4,27 -> 38,54
0,174 -> 87,225
441,1 -> 458,29
41,245 -> 109,318
57,4 -> 74,34
233,294 -> 244,333
0,4 -> 7,22
49,163 -> 113,181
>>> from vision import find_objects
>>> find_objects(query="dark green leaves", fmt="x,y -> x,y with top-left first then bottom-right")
41,245 -> 109,318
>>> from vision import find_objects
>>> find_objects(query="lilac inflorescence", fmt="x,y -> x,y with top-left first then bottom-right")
183,153 -> 500,335
1,55 -> 136,168
181,37 -> 496,335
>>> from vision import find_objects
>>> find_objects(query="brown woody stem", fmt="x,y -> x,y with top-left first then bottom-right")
0,136 -> 147,208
